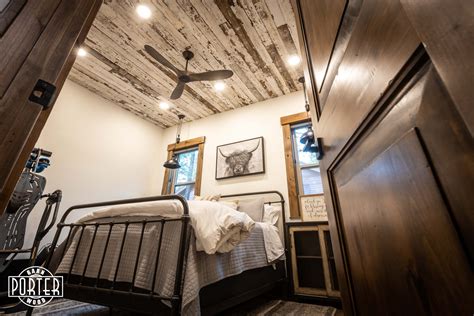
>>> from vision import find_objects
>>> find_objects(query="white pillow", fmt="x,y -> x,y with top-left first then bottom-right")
218,200 -> 239,210
194,194 -> 221,201
238,197 -> 264,222
263,204 -> 280,225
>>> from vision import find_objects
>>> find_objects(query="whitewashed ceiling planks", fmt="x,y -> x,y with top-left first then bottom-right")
68,0 -> 302,127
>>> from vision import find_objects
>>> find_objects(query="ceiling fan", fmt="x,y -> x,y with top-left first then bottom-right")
144,45 -> 234,100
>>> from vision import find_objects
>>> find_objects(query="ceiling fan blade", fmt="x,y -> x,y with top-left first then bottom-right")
170,81 -> 186,100
189,70 -> 233,82
144,45 -> 180,74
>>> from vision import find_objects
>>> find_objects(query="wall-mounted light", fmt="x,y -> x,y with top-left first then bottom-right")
287,55 -> 301,66
136,4 -> 152,19
214,81 -> 225,92
77,48 -> 87,57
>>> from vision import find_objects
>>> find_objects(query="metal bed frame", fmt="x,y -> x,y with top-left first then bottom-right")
37,191 -> 286,315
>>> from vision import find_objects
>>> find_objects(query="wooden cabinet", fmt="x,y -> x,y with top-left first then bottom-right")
288,223 -> 340,299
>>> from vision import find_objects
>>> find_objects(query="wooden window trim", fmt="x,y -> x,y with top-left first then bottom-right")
281,112 -> 311,219
280,112 -> 310,126
166,136 -> 205,151
162,136 -> 205,196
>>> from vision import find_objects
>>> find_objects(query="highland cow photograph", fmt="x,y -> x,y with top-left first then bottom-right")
216,137 -> 265,180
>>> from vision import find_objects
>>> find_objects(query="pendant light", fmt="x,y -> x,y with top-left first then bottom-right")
163,114 -> 185,169
298,77 -> 317,153
297,77 -> 323,159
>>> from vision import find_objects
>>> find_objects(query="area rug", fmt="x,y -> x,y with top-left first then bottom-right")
10,299 -> 110,316
225,299 -> 337,316
12,298 -> 337,315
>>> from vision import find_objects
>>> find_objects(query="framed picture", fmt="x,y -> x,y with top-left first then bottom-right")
215,136 -> 265,180
300,194 -> 327,222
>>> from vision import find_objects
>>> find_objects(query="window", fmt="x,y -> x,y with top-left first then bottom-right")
280,112 -> 325,218
162,136 -> 205,200
291,123 -> 323,195
167,148 -> 198,200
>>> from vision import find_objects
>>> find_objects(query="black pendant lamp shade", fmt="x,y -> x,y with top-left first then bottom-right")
164,114 -> 185,169
163,154 -> 180,169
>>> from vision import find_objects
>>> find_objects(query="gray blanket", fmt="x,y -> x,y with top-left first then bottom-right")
55,216 -> 272,315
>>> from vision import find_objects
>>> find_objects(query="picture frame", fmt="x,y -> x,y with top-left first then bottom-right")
300,193 -> 327,222
215,136 -> 265,180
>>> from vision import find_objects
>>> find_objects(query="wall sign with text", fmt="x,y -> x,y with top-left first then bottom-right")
300,194 -> 327,222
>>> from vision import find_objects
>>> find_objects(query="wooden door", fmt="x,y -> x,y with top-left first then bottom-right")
292,0 -> 474,314
0,0 -> 102,214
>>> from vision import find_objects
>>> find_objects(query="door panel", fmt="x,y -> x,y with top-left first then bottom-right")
293,0 -> 474,314
333,64 -> 474,315
316,0 -> 362,110
298,0 -> 346,97
401,0 -> 474,135
0,0 -> 62,96
0,0 -> 26,36
414,67 -> 474,260
317,0 -> 420,164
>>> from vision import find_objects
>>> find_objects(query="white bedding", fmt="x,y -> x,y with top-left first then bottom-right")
256,222 -> 285,262
78,200 -> 255,255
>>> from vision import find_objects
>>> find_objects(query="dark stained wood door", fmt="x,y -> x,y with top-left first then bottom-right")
293,0 -> 474,314
0,0 -> 102,214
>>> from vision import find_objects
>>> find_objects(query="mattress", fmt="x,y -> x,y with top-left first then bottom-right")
54,215 -> 279,315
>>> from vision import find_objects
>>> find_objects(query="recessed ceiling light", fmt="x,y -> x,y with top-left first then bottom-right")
159,101 -> 170,110
288,55 -> 301,66
214,81 -> 225,92
136,4 -> 152,19
77,48 -> 87,57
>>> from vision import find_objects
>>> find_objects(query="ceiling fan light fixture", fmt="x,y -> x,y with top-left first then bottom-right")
288,55 -> 301,66
145,45 -> 234,100
214,81 -> 225,92
159,101 -> 170,110
136,4 -> 152,19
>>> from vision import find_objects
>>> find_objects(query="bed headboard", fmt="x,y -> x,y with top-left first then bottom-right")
220,191 -> 287,243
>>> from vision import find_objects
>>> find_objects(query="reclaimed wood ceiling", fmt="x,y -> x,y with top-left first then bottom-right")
68,0 -> 302,127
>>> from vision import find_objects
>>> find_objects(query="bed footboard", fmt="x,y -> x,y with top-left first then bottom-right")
44,195 -> 191,315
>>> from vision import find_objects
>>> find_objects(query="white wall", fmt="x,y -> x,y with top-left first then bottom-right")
156,91 -> 305,219
25,80 -> 164,249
